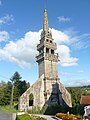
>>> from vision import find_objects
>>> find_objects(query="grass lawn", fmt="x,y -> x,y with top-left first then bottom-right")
0,105 -> 19,113
16,114 -> 47,120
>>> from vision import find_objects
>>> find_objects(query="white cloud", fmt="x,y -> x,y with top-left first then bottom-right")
60,70 -> 84,77
60,72 -> 70,76
0,30 -> 41,68
57,45 -> 78,67
64,28 -> 90,49
77,70 -> 84,73
0,31 -> 9,42
58,16 -> 71,23
52,28 -> 69,44
0,14 -> 14,25
1,28 -> 89,68
51,28 -> 78,66
65,79 -> 90,87
0,29 -> 78,68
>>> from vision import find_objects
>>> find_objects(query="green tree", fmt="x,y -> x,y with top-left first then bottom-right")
10,72 -> 22,106
10,71 -> 30,106
0,81 -> 7,105
19,80 -> 29,95
0,81 -> 12,105
3,81 -> 12,105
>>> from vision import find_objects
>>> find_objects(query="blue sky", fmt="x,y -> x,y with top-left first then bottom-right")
0,0 -> 90,87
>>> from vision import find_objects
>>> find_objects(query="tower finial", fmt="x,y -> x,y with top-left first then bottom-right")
43,8 -> 49,32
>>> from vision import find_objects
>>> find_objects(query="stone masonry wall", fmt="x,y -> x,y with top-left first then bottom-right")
19,74 -> 72,111
19,75 -> 45,111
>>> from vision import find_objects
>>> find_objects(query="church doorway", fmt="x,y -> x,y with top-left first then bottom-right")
29,93 -> 34,106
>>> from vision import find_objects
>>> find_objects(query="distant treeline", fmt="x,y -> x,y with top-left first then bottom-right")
67,85 -> 90,89
66,87 -> 90,107
66,86 -> 90,115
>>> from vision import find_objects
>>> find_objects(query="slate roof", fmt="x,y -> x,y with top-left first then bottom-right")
80,96 -> 90,104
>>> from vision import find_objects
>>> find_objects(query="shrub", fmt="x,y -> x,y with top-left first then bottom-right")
16,114 -> 47,120
16,114 -> 31,120
32,106 -> 41,114
27,109 -> 32,114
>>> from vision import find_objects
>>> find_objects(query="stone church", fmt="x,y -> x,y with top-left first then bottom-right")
19,9 -> 72,111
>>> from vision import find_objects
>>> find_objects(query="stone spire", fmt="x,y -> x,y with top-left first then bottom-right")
43,9 -> 49,32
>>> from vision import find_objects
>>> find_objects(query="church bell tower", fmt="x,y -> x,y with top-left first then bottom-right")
36,9 -> 59,79
19,9 -> 72,111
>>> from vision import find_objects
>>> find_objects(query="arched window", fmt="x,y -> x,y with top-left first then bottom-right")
51,49 -> 54,54
46,48 -> 49,53
29,93 -> 34,106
